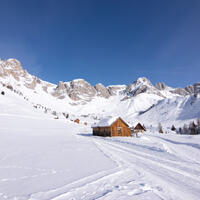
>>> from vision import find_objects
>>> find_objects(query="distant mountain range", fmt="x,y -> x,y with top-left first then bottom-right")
0,58 -> 200,127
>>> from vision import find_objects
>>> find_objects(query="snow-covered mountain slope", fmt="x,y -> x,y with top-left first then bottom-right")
0,90 -> 200,200
137,94 -> 200,128
0,58 -> 200,128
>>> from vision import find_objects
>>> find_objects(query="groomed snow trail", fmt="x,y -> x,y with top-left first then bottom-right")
29,134 -> 200,200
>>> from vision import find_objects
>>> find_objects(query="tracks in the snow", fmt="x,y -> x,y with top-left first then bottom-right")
95,138 -> 200,182
29,136 -> 200,200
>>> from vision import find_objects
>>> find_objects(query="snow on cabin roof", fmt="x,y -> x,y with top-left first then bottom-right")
92,116 -> 129,128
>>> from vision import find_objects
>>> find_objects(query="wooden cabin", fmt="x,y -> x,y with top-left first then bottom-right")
74,119 -> 80,124
92,117 -> 131,137
84,122 -> 87,126
133,123 -> 146,133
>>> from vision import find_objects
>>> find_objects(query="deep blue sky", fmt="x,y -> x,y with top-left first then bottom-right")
0,0 -> 200,87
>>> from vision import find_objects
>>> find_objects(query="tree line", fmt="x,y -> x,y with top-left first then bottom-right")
158,119 -> 200,135
170,119 -> 200,135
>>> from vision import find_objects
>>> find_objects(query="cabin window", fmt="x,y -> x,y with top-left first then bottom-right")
117,127 -> 121,134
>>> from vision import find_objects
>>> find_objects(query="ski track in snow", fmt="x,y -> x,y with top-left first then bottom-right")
27,135 -> 200,200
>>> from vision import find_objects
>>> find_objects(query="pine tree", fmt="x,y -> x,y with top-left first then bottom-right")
158,123 -> 163,133
171,125 -> 176,131
197,126 -> 200,135
178,127 -> 182,134
189,121 -> 197,135
197,119 -> 200,127
183,124 -> 189,135
52,111 -> 57,116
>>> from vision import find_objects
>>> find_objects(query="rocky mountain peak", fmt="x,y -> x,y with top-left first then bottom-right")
133,77 -> 153,87
155,82 -> 167,90
0,58 -> 27,81
1,58 -> 199,106
70,79 -> 91,88
170,82 -> 200,96
0,58 -> 53,92
124,77 -> 165,98
53,79 -> 97,101
94,83 -> 111,98
4,58 -> 22,68
194,82 -> 200,94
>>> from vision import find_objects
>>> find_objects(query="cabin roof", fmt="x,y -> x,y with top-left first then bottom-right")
134,123 -> 146,130
92,116 -> 129,128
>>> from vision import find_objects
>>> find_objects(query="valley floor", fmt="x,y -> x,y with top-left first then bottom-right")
0,115 -> 200,200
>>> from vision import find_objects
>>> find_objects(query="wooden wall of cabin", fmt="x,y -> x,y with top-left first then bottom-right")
111,118 -> 131,137
134,129 -> 145,133
93,127 -> 111,137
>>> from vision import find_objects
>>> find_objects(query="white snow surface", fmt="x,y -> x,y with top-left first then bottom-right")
0,85 -> 200,200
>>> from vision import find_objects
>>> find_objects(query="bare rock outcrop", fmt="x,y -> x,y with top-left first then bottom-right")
53,79 -> 97,101
94,83 -> 111,98
0,58 -> 53,92
170,83 -> 200,96
124,77 -> 165,98
155,82 -> 167,90
170,88 -> 189,96
185,85 -> 194,94
194,83 -> 200,94
107,85 -> 126,95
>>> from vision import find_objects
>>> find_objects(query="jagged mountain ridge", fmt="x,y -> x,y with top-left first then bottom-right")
0,58 -> 200,127
0,58 -> 199,104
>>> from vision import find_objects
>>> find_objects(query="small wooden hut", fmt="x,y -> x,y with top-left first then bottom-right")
92,117 -> 131,137
84,122 -> 87,126
133,123 -> 146,133
74,119 -> 80,124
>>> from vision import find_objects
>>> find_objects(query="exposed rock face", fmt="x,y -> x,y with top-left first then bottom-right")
58,81 -> 66,90
53,79 -> 97,101
170,88 -> 189,96
25,77 -> 38,89
170,83 -> 200,96
94,83 -> 111,98
134,77 -> 153,86
68,79 -> 96,101
124,77 -> 165,98
0,58 -> 54,91
185,85 -> 194,94
107,85 -> 126,95
194,83 -> 200,94
1,58 -> 199,105
54,80 -> 126,101
125,77 -> 150,95
155,82 -> 167,90
0,59 -> 26,79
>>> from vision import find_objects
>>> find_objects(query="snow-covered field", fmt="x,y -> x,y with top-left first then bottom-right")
0,89 -> 200,200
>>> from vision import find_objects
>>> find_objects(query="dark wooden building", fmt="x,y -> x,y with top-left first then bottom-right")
74,119 -> 80,124
84,122 -> 87,126
133,123 -> 146,133
92,117 -> 131,137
